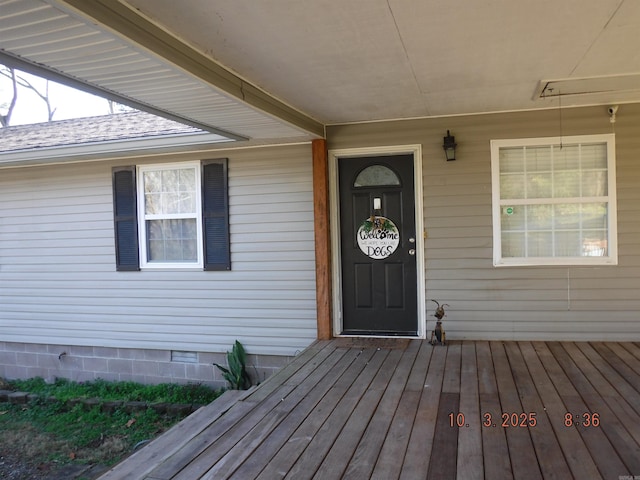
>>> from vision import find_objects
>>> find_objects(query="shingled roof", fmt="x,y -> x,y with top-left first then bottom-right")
0,111 -> 206,153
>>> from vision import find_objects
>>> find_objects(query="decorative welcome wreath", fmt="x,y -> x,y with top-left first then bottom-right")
361,215 -> 397,233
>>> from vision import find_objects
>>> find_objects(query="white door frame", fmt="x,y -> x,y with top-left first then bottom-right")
328,144 -> 426,338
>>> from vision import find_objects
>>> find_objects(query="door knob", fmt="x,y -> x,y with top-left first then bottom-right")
408,249 -> 416,256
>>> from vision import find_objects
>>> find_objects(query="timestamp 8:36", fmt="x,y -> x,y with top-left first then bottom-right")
564,412 -> 600,427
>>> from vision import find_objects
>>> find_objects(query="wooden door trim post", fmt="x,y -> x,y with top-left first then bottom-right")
312,139 -> 332,340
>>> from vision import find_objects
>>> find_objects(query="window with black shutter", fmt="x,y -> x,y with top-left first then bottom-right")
202,159 -> 231,270
112,159 -> 230,271
112,166 -> 139,271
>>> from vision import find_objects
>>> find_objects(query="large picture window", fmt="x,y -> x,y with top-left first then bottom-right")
491,134 -> 617,266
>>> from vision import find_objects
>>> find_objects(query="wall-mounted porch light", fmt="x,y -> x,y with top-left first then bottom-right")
443,130 -> 457,161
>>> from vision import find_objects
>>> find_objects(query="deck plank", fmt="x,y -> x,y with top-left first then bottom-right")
476,341 -> 512,480
442,342 -> 461,394
398,344 -> 447,480
313,348 -> 405,479
153,345 -> 340,479
94,340 -> 638,480
456,341 -> 483,480
491,341 -> 542,480
226,348 -> 355,479
252,348 -> 378,480
341,341 -> 421,480
370,391 -> 421,480
589,343 -> 640,412
542,342 -> 630,477
425,343 -> 462,480
371,340 -> 432,480
504,342 -> 571,480
201,347 -> 351,479
522,342 -> 601,479
169,385 -> 297,480
609,342 -> 640,375
174,344 -> 344,479
578,343 -> 640,438
283,348 -> 391,479
244,340 -> 335,403
426,392 -> 459,480
145,396 -> 265,479
404,339 -> 434,392
620,342 -> 640,364
99,389 -> 248,480
562,342 -> 640,473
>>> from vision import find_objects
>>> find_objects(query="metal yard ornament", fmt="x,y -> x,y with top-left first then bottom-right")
430,300 -> 449,345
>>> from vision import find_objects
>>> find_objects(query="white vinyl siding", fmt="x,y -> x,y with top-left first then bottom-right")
327,103 -> 640,342
0,145 -> 316,356
491,135 -> 617,266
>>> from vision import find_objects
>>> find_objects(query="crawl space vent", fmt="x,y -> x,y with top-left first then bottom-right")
171,351 -> 198,363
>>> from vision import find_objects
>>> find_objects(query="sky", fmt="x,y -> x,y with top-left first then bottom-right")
0,68 -> 115,125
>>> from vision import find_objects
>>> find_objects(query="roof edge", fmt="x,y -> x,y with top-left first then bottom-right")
57,0 -> 325,138
0,132 -> 232,168
0,50 -> 247,142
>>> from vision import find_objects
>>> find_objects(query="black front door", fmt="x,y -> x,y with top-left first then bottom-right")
339,154 -> 418,335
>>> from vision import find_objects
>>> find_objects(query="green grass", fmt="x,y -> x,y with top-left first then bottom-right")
0,401 -> 170,465
0,378 -> 224,469
8,377 -> 222,404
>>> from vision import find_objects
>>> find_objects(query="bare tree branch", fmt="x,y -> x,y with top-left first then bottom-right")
1,66 -> 57,124
2,65 -> 129,126
0,67 -> 18,127
45,79 -> 56,121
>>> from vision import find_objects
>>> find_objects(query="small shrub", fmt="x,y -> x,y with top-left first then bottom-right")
213,340 -> 251,390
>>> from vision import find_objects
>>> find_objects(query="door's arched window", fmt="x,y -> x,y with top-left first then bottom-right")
354,164 -> 401,187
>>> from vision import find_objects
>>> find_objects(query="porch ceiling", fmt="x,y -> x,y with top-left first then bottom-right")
0,0 -> 323,143
1,0 -> 640,143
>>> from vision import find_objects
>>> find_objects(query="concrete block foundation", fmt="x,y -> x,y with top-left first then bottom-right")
0,342 -> 292,389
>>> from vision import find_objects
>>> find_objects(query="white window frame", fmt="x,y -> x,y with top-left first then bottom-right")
137,162 -> 204,269
491,134 -> 617,267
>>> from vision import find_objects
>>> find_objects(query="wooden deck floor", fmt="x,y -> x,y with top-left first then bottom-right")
99,340 -> 640,480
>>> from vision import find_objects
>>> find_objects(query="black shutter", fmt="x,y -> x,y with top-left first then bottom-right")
202,159 -> 231,270
112,167 -> 140,271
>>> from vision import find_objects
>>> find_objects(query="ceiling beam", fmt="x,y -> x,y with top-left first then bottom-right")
57,0 -> 325,138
